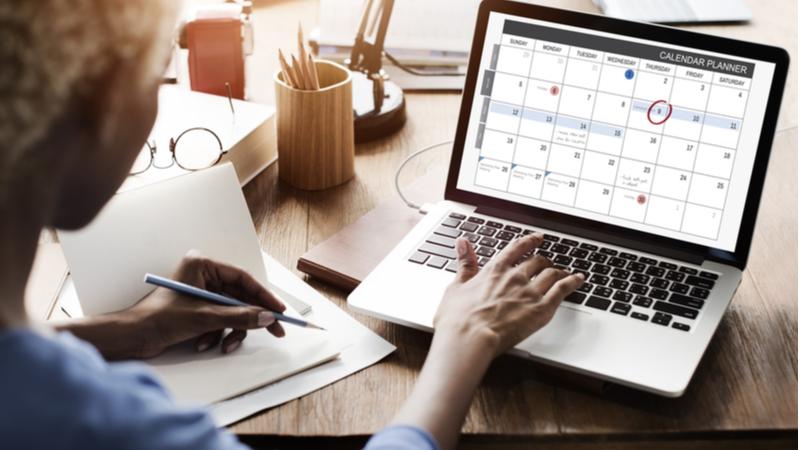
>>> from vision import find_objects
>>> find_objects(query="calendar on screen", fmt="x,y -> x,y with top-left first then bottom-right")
457,13 -> 776,252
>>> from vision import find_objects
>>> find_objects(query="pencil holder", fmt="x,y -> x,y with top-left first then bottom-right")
274,60 -> 355,191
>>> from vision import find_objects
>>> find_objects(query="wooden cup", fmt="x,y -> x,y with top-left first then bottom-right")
274,60 -> 355,191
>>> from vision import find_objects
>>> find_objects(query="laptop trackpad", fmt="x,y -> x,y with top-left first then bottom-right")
516,305 -> 599,358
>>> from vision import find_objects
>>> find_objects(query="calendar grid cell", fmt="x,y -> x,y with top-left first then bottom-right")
641,63 -> 678,222
504,38 -> 537,193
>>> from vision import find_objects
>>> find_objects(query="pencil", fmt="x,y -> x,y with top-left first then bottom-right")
307,54 -> 320,90
298,23 -> 309,86
278,49 -> 300,88
144,273 -> 326,330
291,54 -> 307,90
302,51 -> 315,91
278,50 -> 294,88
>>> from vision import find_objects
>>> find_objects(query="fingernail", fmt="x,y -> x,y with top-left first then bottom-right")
258,311 -> 275,327
225,340 -> 241,354
576,272 -> 586,280
197,342 -> 210,352
456,238 -> 467,256
533,232 -> 544,239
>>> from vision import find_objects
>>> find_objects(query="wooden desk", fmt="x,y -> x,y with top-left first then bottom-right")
232,1 -> 798,448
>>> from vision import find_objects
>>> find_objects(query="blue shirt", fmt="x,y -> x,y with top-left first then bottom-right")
0,329 -> 438,450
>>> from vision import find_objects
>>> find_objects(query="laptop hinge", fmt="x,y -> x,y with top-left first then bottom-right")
475,205 -> 706,266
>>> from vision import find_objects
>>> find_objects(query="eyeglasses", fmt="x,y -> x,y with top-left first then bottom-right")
130,127 -> 227,175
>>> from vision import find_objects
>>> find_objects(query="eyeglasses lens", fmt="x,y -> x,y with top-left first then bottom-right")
174,129 -> 222,170
130,143 -> 153,174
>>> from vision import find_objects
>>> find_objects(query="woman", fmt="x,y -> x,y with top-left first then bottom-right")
0,1 -> 584,449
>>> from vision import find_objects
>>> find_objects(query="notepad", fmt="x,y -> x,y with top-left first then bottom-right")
58,163 -> 335,404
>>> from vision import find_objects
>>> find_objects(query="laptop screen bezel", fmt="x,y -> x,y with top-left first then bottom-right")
445,0 -> 789,270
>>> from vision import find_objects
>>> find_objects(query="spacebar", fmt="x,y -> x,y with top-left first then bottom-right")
418,243 -> 457,260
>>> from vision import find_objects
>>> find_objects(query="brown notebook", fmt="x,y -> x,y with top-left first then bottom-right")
298,166 -> 609,394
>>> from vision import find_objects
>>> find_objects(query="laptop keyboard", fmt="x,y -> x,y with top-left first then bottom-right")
408,212 -> 721,333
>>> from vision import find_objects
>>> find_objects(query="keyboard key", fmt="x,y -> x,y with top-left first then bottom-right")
589,275 -> 609,286
679,266 -> 699,275
418,243 -> 456,259
580,243 -> 599,252
539,241 -> 552,250
630,274 -> 650,284
445,260 -> 459,273
649,278 -> 670,289
699,271 -> 719,280
672,322 -> 690,332
631,312 -> 649,321
629,284 -> 649,295
669,283 -> 690,294
536,250 -> 554,258
478,257 -> 491,267
669,293 -> 704,310
588,253 -> 608,263
426,256 -> 448,269
654,301 -> 698,319
620,252 -> 638,260
460,222 -> 479,232
554,255 -> 573,265
467,217 -> 485,224
610,279 -> 629,290
599,247 -> 618,256
555,264 -> 569,271
561,238 -> 579,247
665,271 -> 685,282
627,262 -> 646,273
427,234 -> 456,249
463,233 -> 480,244
591,264 -> 611,275
645,266 -> 665,277
522,229 -> 536,235
486,220 -> 503,229
659,261 -> 678,270
608,257 -> 628,268
434,226 -> 461,239
564,292 -> 586,304
572,269 -> 590,279
573,259 -> 592,270
442,218 -> 460,228
551,244 -> 570,254
690,287 -> 710,300
408,251 -> 429,265
585,296 -> 612,311
593,286 -> 613,298
496,231 -> 515,241
569,248 -> 590,259
652,312 -> 672,326
613,291 -> 633,302
480,237 -> 500,247
639,256 -> 658,265
478,226 -> 497,237
543,234 -> 560,242
449,213 -> 467,220
498,242 -> 508,250
633,296 -> 653,308
610,268 -> 630,279
476,247 -> 496,258
504,225 -> 522,233
650,289 -> 669,300
611,302 -> 631,316
686,276 -> 715,289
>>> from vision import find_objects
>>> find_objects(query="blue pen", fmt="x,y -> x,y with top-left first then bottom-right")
144,273 -> 325,330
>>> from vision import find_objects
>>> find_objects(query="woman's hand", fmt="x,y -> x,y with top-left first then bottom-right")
59,251 -> 286,360
434,233 -> 585,358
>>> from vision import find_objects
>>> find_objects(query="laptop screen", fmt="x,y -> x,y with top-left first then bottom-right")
456,11 -> 777,253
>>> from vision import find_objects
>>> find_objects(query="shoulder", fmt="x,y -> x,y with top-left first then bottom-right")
0,328 -> 247,450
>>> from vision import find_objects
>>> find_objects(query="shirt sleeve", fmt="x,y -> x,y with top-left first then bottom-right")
363,425 -> 440,450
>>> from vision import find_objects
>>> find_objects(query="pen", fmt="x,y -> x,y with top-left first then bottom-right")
144,273 -> 325,330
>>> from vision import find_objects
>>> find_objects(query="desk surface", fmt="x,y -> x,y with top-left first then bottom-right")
231,0 -> 797,447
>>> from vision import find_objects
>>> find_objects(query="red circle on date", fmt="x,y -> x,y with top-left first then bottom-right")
647,100 -> 672,125
637,194 -> 647,205
550,85 -> 560,96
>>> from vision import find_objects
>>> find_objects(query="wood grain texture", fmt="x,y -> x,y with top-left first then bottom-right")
275,60 -> 355,190
227,0 -> 797,446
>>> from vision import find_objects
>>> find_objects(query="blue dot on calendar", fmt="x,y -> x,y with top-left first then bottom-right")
625,69 -> 635,80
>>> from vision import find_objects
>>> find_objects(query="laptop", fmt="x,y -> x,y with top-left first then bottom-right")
348,0 -> 788,397
593,0 -> 752,25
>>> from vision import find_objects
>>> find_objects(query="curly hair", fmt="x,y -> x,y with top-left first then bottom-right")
0,0 -> 178,175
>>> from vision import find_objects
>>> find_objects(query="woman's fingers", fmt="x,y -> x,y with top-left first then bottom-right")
529,267 -> 571,293
493,233 -> 544,269
222,329 -> 247,353
194,329 -> 223,352
542,273 -> 586,306
454,238 -> 479,284
517,253 -> 554,279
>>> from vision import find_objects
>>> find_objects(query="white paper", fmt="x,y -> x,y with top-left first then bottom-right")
206,251 -> 396,426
